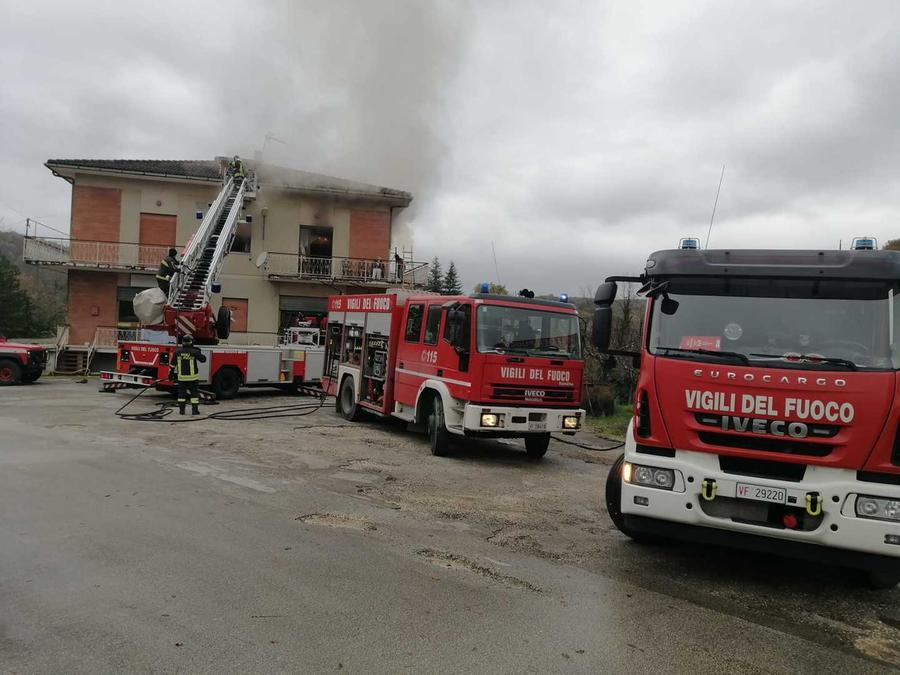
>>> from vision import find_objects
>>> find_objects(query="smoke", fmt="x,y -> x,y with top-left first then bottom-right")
221,1 -> 473,253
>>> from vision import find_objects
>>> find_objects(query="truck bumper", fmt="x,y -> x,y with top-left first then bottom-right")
621,443 -> 900,563
461,403 -> 585,435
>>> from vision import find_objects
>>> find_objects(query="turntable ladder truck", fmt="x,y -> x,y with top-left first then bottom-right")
100,173 -> 324,398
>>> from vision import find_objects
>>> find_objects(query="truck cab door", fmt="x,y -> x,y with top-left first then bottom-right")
437,302 -> 473,391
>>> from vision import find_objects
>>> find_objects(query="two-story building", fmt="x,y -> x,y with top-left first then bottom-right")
24,157 -> 421,372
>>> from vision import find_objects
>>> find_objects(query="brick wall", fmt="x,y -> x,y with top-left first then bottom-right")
67,271 -> 118,344
348,209 -> 390,260
71,185 -> 122,241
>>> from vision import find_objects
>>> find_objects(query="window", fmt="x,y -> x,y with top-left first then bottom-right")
116,286 -> 145,323
423,305 -> 443,345
476,304 -> 582,358
230,221 -> 252,253
444,304 -> 471,348
405,304 -> 425,342
300,226 -> 333,257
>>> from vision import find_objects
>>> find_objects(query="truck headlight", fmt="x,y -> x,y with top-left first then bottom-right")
481,413 -> 501,428
563,415 -> 579,429
624,462 -> 675,491
856,495 -> 900,522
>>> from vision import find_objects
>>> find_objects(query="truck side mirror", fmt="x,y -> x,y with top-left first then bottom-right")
591,282 -> 617,351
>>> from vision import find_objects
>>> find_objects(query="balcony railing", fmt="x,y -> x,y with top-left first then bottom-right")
264,253 -> 429,286
23,236 -> 170,271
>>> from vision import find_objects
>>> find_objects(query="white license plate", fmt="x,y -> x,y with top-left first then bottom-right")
528,422 -> 547,432
736,482 -> 787,504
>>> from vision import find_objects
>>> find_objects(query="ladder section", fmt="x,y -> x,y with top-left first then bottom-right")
172,178 -> 246,311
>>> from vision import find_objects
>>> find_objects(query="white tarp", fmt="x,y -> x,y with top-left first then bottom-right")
133,287 -> 167,326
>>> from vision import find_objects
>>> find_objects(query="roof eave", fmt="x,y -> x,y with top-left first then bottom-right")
44,161 -> 220,185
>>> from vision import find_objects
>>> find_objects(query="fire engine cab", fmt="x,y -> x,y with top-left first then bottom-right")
324,290 -> 585,459
594,239 -> 900,588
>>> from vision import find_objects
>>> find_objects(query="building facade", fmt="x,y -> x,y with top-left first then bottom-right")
24,158 -> 419,370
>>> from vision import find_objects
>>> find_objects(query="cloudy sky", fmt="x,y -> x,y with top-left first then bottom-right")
2,0 -> 900,294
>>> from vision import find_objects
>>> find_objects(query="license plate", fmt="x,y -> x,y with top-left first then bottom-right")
736,482 -> 786,504
528,422 -> 547,432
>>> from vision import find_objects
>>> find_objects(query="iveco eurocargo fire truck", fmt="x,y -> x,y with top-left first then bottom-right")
593,237 -> 900,588
324,290 -> 585,458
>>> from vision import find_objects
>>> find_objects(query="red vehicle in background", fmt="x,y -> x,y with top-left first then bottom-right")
593,238 -> 900,588
324,290 -> 585,459
0,336 -> 47,385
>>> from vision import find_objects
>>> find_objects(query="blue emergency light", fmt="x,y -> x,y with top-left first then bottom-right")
559,293 -> 569,303
679,238 -> 700,250
480,282 -> 490,293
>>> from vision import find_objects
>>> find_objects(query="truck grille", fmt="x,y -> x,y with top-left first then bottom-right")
491,384 -> 575,403
29,350 -> 47,366
697,431 -> 832,457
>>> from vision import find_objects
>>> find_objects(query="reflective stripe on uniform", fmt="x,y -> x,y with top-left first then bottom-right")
176,353 -> 200,381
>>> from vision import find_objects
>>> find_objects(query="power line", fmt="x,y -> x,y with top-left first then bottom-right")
705,164 -> 726,248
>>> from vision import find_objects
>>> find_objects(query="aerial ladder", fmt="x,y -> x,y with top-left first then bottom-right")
135,170 -> 255,344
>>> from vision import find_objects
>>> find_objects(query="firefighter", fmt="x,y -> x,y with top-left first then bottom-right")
229,155 -> 245,181
156,247 -> 180,295
171,334 -> 206,415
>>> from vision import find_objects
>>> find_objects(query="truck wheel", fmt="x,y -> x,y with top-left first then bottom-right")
339,377 -> 362,422
426,396 -> 451,457
216,306 -> 232,340
21,370 -> 42,384
606,453 -> 658,544
865,570 -> 900,590
0,360 -> 22,385
212,367 -> 241,399
524,433 -> 550,460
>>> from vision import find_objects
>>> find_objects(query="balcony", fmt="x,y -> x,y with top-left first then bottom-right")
23,236 -> 170,272
263,253 -> 429,287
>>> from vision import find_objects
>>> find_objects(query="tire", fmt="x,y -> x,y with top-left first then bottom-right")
339,377 -> 362,422
211,367 -> 241,399
865,570 -> 900,590
21,370 -> 42,384
216,306 -> 232,340
426,395 -> 450,457
524,433 -> 550,460
606,453 -> 659,544
0,359 -> 22,385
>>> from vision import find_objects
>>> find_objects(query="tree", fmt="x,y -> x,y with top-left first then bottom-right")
442,261 -> 462,295
884,239 -> 900,251
425,257 -> 443,293
0,255 -> 48,337
473,282 -> 508,295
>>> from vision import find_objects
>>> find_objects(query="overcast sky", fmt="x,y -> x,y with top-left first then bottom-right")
2,0 -> 900,294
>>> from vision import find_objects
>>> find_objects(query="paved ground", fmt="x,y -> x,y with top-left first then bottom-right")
1,379 -> 899,673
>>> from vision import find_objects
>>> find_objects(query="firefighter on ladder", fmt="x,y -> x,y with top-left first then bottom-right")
229,155 -> 245,181
156,247 -> 179,295
171,334 -> 206,415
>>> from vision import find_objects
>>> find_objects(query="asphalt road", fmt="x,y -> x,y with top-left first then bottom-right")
1,379 -> 898,673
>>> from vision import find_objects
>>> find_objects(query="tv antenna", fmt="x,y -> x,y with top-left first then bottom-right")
705,164 -> 726,248
261,132 -> 288,157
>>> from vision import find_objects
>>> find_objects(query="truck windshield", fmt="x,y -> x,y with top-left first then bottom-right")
476,304 -> 582,358
648,277 -> 900,370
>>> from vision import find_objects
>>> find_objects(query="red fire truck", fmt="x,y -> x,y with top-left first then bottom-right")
324,290 -> 585,458
0,337 -> 47,385
593,239 -> 900,587
102,327 -> 324,398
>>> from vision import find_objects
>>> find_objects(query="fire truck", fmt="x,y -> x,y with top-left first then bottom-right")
0,337 -> 47,385
593,237 -> 900,587
101,170 -> 324,398
323,290 -> 585,459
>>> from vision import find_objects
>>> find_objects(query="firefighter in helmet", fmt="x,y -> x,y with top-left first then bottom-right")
171,334 -> 206,415
156,247 -> 180,295
229,155 -> 245,181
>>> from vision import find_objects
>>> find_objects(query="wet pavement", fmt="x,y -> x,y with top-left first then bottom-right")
1,379 -> 898,673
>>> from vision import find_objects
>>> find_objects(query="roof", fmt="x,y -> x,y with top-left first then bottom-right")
470,293 -> 577,310
45,158 -> 413,206
643,248 -> 900,280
